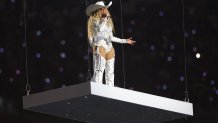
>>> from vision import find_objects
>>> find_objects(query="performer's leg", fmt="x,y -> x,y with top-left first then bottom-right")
105,47 -> 115,86
92,46 -> 106,84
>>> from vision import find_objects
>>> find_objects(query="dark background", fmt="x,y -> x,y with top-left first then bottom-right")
0,0 -> 218,122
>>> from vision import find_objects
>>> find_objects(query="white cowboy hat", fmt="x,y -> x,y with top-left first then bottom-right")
86,1 -> 112,16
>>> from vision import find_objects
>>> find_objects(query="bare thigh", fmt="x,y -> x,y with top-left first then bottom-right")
105,47 -> 115,61
93,46 -> 106,59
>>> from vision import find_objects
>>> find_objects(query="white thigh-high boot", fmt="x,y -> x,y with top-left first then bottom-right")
91,49 -> 106,84
105,57 -> 115,86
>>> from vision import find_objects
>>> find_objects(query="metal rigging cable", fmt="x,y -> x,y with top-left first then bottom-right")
181,0 -> 189,102
119,0 -> 126,88
23,0 -> 31,95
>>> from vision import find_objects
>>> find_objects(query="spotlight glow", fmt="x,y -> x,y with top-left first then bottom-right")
0,48 -> 5,53
210,80 -> 215,85
45,77 -> 51,84
78,32 -> 84,37
196,53 -> 201,58
16,69 -> 21,75
9,77 -> 14,83
162,84 -> 167,90
192,46 -> 197,52
83,55 -> 88,60
209,97 -> 214,102
130,20 -> 136,25
11,0 -> 16,3
60,52 -> 66,59
191,29 -> 197,35
170,44 -> 175,50
184,32 -> 189,37
58,67 -> 64,72
36,53 -> 41,59
167,56 -> 172,62
159,11 -> 164,16
60,40 -> 66,45
216,90 -> 218,95
22,42 -> 26,48
36,30 -> 42,36
150,45 -> 155,51
78,73 -> 84,79
202,72 -> 207,77
179,76 -> 185,82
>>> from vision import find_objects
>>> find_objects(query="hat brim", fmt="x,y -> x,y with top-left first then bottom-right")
86,4 -> 110,16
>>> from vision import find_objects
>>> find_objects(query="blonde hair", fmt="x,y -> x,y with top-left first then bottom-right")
87,8 -> 115,41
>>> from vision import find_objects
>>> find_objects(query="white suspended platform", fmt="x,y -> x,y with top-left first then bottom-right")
23,82 -> 193,123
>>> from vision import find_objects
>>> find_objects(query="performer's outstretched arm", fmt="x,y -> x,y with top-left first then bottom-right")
110,32 -> 136,45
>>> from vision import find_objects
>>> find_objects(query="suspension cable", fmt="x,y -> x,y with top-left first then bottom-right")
119,0 -> 126,88
86,0 -> 91,82
181,0 -> 189,102
23,0 -> 31,95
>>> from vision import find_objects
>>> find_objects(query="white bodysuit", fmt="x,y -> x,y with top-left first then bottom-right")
89,17 -> 127,52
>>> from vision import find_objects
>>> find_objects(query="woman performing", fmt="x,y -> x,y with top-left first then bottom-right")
86,1 -> 135,86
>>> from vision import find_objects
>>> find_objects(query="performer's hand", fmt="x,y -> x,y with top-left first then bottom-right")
126,37 -> 136,45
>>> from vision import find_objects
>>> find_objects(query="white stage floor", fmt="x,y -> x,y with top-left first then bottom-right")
23,82 -> 193,123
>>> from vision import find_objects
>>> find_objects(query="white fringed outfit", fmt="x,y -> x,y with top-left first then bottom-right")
89,17 -> 127,86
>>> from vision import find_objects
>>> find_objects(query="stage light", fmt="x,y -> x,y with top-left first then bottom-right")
179,76 -> 185,82
83,55 -> 88,60
45,77 -> 51,84
78,73 -> 84,79
196,53 -> 201,58
0,48 -> 5,54
192,46 -> 197,52
36,30 -> 42,36
9,77 -> 14,83
210,80 -> 215,86
159,11 -> 164,17
170,44 -> 175,50
16,69 -> 21,75
202,72 -> 207,77
184,32 -> 189,38
167,56 -> 172,62
191,29 -> 197,35
58,67 -> 64,72
209,97 -> 214,102
60,52 -> 66,59
216,90 -> 218,95
60,40 -> 66,46
22,42 -> 26,48
149,45 -> 155,51
35,52 -> 41,59
78,32 -> 84,37
130,20 -> 135,25
11,0 -> 16,3
162,84 -> 167,90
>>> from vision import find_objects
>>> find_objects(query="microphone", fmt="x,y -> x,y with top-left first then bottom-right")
102,14 -> 111,19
